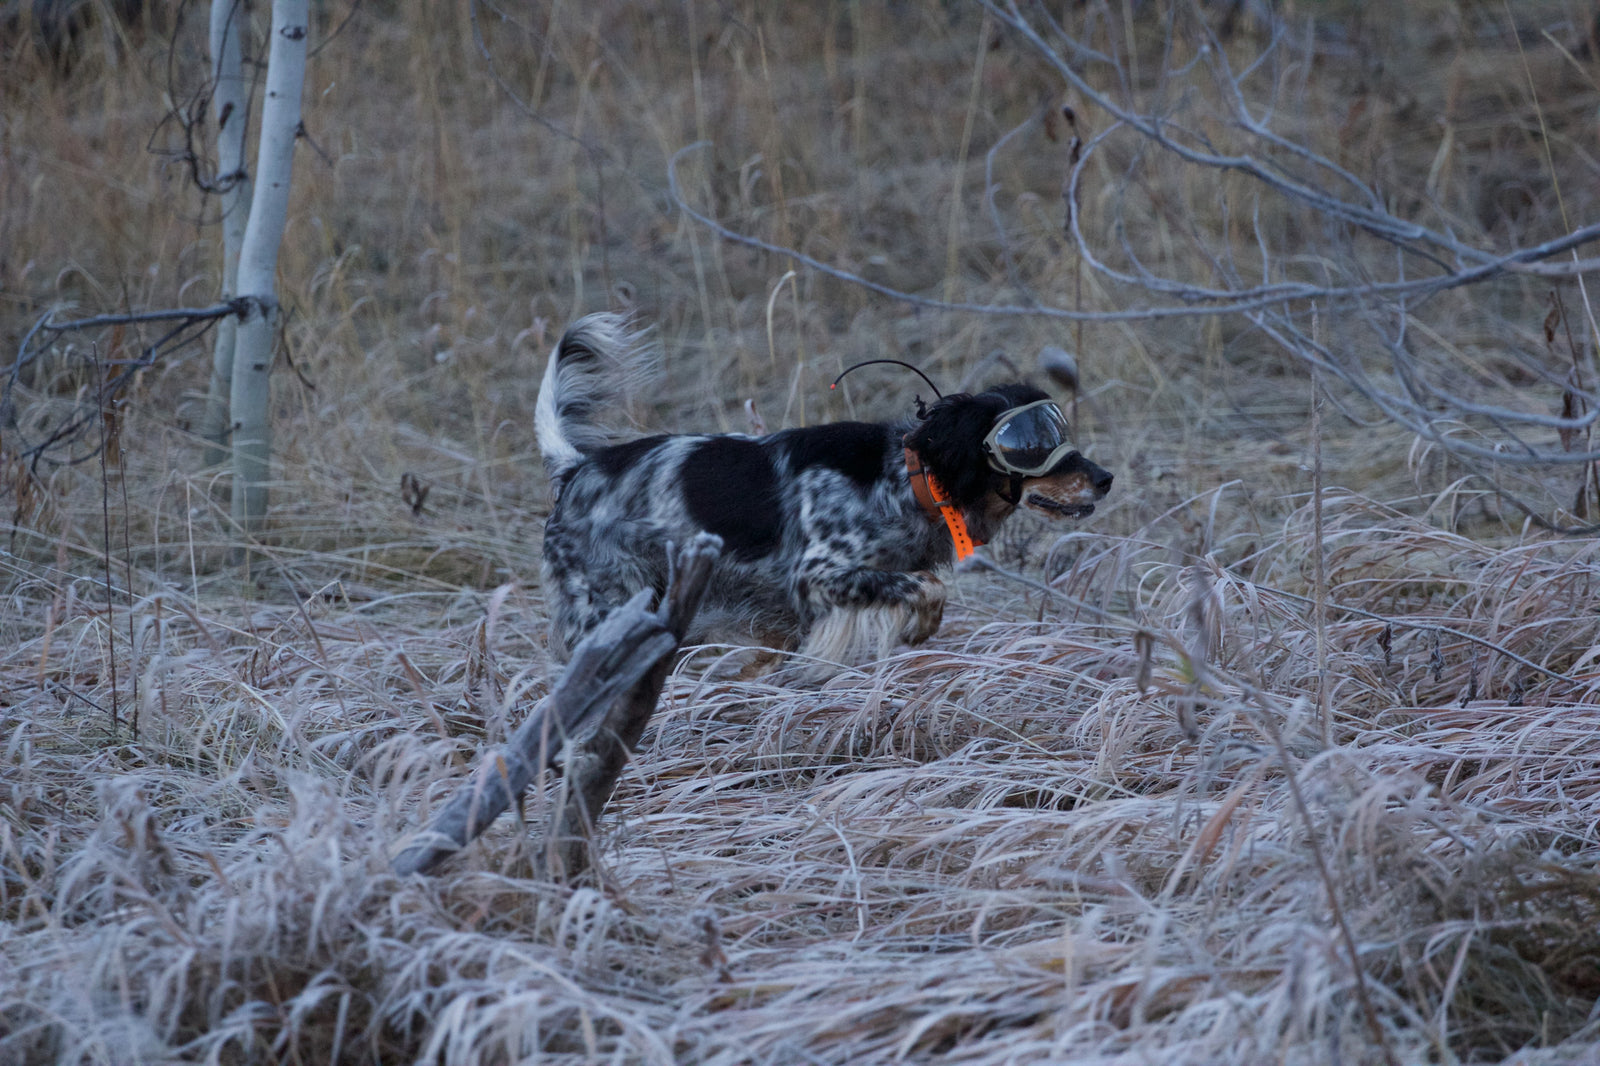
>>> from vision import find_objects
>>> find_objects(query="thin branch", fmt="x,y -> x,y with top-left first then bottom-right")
38,301 -> 249,333
468,0 -> 609,156
672,136 -> 1600,321
308,0 -> 364,58
4,301 -> 247,471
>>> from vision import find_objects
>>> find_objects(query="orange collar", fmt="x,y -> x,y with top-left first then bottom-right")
904,445 -> 984,561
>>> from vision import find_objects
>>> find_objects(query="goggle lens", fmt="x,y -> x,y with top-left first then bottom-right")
988,401 -> 1073,473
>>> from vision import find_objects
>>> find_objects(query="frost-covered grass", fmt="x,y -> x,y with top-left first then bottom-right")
5,505 -> 1600,1063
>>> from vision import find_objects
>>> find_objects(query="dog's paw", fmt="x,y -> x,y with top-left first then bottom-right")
901,571 -> 946,645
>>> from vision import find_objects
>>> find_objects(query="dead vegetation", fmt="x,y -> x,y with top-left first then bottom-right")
4,1 -> 1600,1062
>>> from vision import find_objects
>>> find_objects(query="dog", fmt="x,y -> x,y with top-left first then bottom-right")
536,313 -> 1113,667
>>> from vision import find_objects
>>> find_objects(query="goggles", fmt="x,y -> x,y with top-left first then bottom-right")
982,399 -> 1077,477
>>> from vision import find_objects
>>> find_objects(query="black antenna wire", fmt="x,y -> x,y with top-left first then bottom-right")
829,359 -> 943,399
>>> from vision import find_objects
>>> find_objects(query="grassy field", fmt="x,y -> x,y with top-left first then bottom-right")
4,1 -> 1600,1062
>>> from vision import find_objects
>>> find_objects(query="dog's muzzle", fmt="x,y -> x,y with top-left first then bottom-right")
1019,453 -> 1113,519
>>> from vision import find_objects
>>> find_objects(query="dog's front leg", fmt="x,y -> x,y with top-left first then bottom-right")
794,561 -> 947,665
896,570 -> 947,644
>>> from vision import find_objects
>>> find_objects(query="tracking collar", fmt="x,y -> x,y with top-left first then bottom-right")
903,444 -> 984,561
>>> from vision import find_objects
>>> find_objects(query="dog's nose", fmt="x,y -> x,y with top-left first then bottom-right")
1092,466 -> 1114,496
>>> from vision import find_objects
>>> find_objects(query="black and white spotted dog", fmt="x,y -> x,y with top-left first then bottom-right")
536,314 -> 1113,666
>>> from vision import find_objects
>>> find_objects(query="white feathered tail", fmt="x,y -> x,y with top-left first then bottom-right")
534,313 -> 651,482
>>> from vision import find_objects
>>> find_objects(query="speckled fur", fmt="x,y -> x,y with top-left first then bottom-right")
537,314 -> 1113,668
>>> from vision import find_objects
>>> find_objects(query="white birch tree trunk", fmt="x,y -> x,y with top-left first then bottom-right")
230,0 -> 307,534
200,0 -> 251,471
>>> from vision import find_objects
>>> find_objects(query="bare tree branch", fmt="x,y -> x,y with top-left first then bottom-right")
3,301 -> 249,471
670,136 -> 1600,319
664,0 -> 1600,518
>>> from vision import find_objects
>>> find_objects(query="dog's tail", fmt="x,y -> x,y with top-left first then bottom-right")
535,313 -> 648,482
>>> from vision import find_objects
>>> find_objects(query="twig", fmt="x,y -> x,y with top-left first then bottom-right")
93,347 -> 120,739
37,302 -> 249,331
468,0 -> 610,155
309,0 -> 364,58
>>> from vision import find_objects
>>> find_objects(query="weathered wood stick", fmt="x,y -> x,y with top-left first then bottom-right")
551,531 -> 722,878
392,533 -> 722,877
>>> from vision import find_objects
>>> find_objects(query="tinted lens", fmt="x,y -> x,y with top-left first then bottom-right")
991,403 -> 1072,469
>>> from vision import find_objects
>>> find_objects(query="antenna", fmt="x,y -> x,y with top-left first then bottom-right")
829,359 -> 944,399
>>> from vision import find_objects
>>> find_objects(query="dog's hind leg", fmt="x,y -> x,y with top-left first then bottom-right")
541,525 -> 664,659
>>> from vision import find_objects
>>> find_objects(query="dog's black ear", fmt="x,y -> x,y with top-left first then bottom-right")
905,392 -> 1006,509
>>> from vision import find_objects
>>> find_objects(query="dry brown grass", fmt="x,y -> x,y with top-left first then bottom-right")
5,1 -> 1600,1062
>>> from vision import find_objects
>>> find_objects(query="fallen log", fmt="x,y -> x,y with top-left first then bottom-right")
392,532 -> 721,878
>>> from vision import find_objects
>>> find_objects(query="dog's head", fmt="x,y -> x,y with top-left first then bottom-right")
906,383 -> 1113,527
